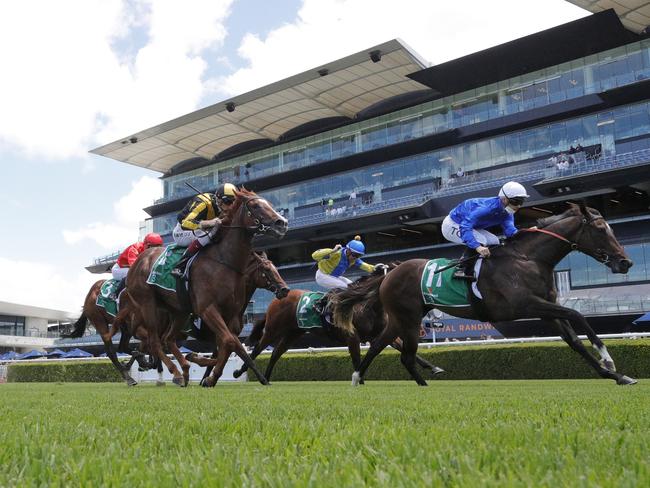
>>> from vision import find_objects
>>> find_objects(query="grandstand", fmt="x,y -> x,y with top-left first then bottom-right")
88,9 -> 650,341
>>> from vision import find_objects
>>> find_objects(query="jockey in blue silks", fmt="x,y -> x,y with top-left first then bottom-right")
441,181 -> 530,279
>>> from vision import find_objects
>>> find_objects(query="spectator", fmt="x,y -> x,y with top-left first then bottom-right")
575,143 -> 583,152
327,198 -> 334,215
549,155 -> 558,167
569,145 -> 576,154
456,168 -> 465,178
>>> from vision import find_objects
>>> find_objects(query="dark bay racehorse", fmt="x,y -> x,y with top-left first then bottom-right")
63,280 -> 152,386
337,203 -> 637,386
232,267 -> 444,382
125,188 -> 287,386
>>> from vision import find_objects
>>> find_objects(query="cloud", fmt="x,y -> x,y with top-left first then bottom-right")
63,175 -> 161,249
0,0 -> 234,160
213,0 -> 587,98
0,257 -> 100,314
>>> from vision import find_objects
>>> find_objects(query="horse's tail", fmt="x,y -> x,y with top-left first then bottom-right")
61,312 -> 88,338
245,315 -> 266,347
330,270 -> 390,336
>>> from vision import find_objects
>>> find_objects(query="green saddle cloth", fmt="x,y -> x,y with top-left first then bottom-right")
420,258 -> 470,307
96,279 -> 120,317
146,244 -> 186,291
295,291 -> 326,329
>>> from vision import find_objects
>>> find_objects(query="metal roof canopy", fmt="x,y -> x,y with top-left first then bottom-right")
566,0 -> 650,33
91,39 -> 429,174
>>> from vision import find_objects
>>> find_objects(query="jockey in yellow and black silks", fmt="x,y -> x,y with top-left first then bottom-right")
171,182 -> 237,277
312,235 -> 380,290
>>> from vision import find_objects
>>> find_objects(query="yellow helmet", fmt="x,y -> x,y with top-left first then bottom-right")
215,183 -> 237,203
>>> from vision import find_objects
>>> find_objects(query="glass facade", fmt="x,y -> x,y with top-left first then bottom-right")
154,98 -> 650,233
0,315 -> 25,336
157,39 -> 650,204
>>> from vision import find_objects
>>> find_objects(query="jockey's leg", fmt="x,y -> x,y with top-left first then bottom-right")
171,224 -> 211,277
109,264 -> 128,299
314,271 -> 349,313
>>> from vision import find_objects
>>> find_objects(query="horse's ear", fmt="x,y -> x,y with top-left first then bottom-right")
577,200 -> 590,219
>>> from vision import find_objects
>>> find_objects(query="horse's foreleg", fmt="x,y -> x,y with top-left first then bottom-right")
262,332 -> 301,382
167,342 -> 191,387
397,326 -> 428,386
527,300 -> 636,385
390,338 -> 445,375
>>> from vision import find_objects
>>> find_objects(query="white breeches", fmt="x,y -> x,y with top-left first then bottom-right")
441,215 -> 500,247
172,222 -> 212,247
315,269 -> 353,290
111,263 -> 129,281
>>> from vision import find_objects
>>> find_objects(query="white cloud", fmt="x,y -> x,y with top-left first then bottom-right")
0,257 -> 101,314
214,0 -> 588,97
63,175 -> 161,249
0,0 -> 234,160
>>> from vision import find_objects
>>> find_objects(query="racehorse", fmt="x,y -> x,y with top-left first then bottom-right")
125,188 -> 288,386
62,280 -> 153,386
232,266 -> 444,382
337,203 -> 637,386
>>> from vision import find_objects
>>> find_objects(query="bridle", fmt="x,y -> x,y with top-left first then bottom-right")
521,213 -> 612,265
249,255 -> 285,297
220,196 -> 282,235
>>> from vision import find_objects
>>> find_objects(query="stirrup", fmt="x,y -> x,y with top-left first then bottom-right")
453,269 -> 475,281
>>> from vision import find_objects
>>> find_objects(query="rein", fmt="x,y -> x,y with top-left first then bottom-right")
520,214 -> 610,264
219,197 -> 278,234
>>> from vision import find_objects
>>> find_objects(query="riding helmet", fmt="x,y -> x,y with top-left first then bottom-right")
144,233 -> 163,247
498,181 -> 530,200
346,235 -> 365,255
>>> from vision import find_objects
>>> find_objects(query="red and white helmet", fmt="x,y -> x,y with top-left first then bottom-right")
143,233 -> 163,247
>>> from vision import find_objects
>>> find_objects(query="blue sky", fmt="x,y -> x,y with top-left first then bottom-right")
0,0 -> 587,312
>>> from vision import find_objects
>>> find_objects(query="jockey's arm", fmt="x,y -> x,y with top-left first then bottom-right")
501,213 -> 518,238
181,200 -> 208,230
312,248 -> 336,261
357,261 -> 375,273
199,217 -> 221,230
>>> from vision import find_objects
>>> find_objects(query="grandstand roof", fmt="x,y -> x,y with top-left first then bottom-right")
90,39 -> 429,174
0,300 -> 75,320
565,0 -> 650,33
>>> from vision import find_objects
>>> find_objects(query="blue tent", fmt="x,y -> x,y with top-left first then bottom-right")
633,312 -> 650,324
0,351 -> 18,360
179,346 -> 193,353
62,348 -> 93,358
47,348 -> 67,358
18,349 -> 45,360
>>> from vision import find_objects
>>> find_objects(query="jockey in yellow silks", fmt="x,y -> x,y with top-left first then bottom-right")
312,235 -> 379,290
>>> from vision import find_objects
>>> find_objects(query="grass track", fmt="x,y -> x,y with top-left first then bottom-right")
0,380 -> 649,487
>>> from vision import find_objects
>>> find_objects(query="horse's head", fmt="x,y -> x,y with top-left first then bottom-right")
567,203 -> 632,274
246,251 -> 290,299
227,188 -> 288,238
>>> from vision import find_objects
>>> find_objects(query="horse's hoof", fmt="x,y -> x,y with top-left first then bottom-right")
126,378 -> 138,387
232,369 -> 243,378
431,366 -> 446,375
172,376 -> 185,387
200,378 -> 214,388
616,375 -> 638,386
351,371 -> 361,386
156,381 -> 165,387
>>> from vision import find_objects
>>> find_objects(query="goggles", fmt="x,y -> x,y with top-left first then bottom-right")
508,197 -> 525,206
219,196 -> 235,205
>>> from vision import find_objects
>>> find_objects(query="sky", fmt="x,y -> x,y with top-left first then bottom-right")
0,0 -> 588,314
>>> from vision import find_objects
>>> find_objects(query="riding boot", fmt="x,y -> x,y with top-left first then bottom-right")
109,279 -> 125,300
453,248 -> 478,280
171,239 -> 203,278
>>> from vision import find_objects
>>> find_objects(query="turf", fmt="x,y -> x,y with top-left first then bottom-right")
0,380 -> 648,487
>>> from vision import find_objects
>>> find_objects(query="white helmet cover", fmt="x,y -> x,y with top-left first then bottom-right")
499,181 -> 530,199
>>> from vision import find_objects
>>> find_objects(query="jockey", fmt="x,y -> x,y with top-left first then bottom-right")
441,181 -> 530,280
311,235 -> 379,290
171,182 -> 237,277
110,232 -> 163,298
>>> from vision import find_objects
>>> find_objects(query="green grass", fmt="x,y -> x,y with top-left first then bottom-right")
0,381 -> 649,487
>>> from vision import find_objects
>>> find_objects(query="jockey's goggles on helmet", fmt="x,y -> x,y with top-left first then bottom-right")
219,196 -> 235,205
350,251 -> 362,258
508,197 -> 526,206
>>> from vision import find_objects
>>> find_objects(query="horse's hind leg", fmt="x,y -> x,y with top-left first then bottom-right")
398,326 -> 428,386
263,331 -> 302,382
391,338 -> 445,375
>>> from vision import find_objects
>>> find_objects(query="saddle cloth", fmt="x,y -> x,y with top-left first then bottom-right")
96,279 -> 121,317
420,258 -> 471,307
146,244 -> 186,291
295,291 -> 326,329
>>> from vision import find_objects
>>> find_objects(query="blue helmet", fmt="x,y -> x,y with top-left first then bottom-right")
346,236 -> 365,256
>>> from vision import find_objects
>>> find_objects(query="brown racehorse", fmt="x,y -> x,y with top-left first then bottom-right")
62,281 -> 153,386
190,250 -> 289,383
124,188 -> 288,386
232,268 -> 444,382
337,203 -> 637,386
